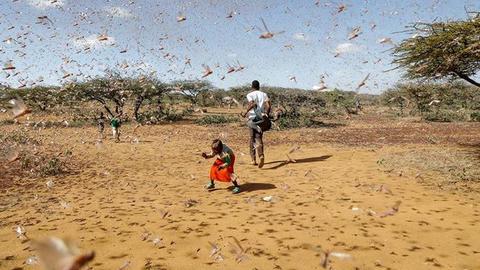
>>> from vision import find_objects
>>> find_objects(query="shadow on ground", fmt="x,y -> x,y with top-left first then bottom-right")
264,155 -> 332,170
225,182 -> 276,193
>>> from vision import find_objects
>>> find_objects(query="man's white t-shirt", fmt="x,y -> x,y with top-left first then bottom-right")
246,90 -> 269,120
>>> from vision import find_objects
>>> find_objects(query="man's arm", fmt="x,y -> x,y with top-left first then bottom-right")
241,100 -> 255,118
264,100 -> 271,116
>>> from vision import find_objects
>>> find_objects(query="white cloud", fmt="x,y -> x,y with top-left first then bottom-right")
105,6 -> 133,18
335,42 -> 360,54
73,34 -> 115,49
27,0 -> 65,9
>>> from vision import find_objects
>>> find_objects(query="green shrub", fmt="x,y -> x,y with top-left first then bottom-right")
276,115 -> 323,129
424,110 -> 466,122
0,119 -> 15,126
163,111 -> 185,122
470,111 -> 480,122
1,130 -> 71,178
41,157 -> 64,176
0,131 -> 40,145
382,82 -> 480,121
137,107 -> 188,123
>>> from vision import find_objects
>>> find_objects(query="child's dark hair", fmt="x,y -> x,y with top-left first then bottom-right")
212,139 -> 223,153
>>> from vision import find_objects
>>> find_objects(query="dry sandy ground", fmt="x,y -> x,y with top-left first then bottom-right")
1,121 -> 480,270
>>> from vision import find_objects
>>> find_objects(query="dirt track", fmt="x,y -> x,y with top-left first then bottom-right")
1,119 -> 480,270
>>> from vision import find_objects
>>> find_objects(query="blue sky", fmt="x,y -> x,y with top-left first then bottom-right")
0,0 -> 478,94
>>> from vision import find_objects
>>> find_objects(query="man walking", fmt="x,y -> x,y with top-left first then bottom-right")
241,80 -> 271,168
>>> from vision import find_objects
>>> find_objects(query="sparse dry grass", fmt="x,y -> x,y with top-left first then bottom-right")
0,129 -> 74,188
379,146 -> 480,192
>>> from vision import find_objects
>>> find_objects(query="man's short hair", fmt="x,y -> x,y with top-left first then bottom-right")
252,80 -> 260,90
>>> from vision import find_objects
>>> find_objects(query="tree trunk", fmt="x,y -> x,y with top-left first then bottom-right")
104,105 -> 114,117
157,98 -> 163,114
133,96 -> 144,122
455,71 -> 480,88
91,97 -> 114,117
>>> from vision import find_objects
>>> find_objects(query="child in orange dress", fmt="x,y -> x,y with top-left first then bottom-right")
202,139 -> 240,194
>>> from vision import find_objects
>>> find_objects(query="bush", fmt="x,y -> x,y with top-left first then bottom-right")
163,111 -> 186,122
195,115 -> 239,126
20,154 -> 68,176
0,119 -> 15,126
41,157 -> 65,176
0,131 -> 40,145
382,82 -> 480,121
228,85 -> 328,115
423,110 -> 466,122
1,130 -> 72,179
137,106 -> 189,123
470,111 -> 480,122
276,115 -> 323,129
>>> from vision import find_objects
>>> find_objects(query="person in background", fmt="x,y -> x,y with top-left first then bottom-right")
110,114 -> 121,143
241,80 -> 271,168
96,112 -> 106,139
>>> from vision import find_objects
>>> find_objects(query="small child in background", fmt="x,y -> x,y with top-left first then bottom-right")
96,112 -> 106,139
110,114 -> 121,142
202,139 -> 240,194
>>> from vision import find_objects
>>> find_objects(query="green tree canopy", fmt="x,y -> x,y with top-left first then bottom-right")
393,12 -> 480,87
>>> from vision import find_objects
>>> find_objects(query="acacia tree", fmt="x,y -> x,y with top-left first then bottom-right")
393,12 -> 480,87
0,86 -> 61,112
169,80 -> 213,108
131,77 -> 169,122
65,71 -> 142,119
26,87 -> 59,111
